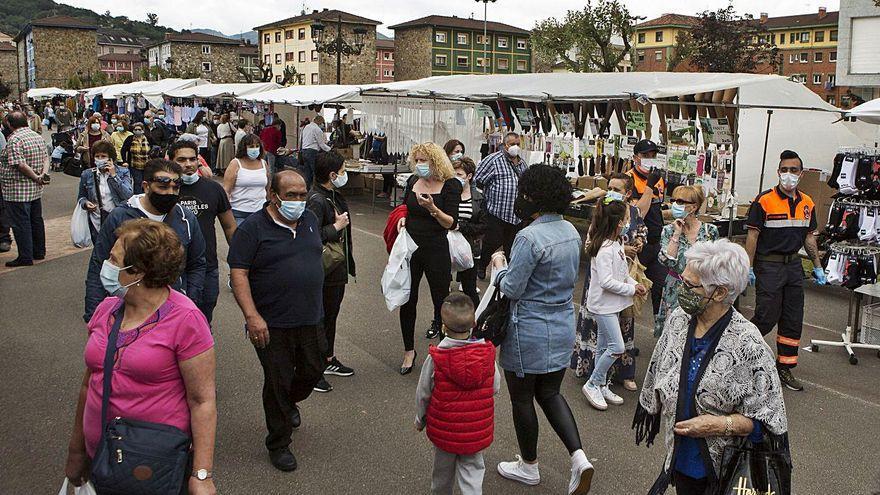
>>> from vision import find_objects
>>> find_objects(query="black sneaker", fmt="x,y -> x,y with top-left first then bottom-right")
477,266 -> 487,280
777,367 -> 804,391
290,404 -> 301,429
425,321 -> 442,339
269,447 -> 297,472
325,357 -> 354,377
313,377 -> 333,393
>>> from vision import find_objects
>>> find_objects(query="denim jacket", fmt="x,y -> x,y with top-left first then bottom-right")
76,167 -> 133,210
495,214 -> 581,377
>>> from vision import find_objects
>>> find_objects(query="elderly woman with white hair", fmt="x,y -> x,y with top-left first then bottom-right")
634,239 -> 789,495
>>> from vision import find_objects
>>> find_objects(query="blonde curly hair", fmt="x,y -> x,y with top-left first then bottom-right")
409,142 -> 454,181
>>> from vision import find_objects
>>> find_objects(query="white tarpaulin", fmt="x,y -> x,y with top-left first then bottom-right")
237,84 -> 365,106
163,82 -> 281,99
847,98 -> 880,125
26,87 -> 78,99
115,78 -> 207,107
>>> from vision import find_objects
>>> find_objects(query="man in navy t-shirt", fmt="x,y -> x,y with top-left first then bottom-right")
228,169 -> 324,473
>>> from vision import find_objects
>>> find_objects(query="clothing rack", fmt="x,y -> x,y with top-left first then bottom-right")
828,241 -> 880,256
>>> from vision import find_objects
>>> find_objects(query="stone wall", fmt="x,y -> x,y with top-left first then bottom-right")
317,24 -> 377,85
33,27 -> 98,88
0,50 -> 19,100
17,41 -> 26,98
170,43 -> 241,83
392,28 -> 432,81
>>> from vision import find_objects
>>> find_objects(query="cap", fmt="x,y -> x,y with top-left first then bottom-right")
634,139 -> 659,155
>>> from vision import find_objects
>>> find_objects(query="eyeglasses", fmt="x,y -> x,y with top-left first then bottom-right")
682,279 -> 702,291
672,198 -> 696,205
148,177 -> 182,186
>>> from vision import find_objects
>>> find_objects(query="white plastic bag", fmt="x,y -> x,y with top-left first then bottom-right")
475,263 -> 504,320
381,227 -> 417,311
447,230 -> 474,272
70,203 -> 92,248
58,479 -> 98,495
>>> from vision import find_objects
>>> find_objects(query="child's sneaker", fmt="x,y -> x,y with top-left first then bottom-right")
582,382 -> 607,411
601,385 -> 624,406
497,455 -> 540,486
569,449 -> 594,495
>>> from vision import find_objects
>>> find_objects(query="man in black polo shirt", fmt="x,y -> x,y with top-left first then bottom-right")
228,169 -> 325,472
171,140 -> 237,323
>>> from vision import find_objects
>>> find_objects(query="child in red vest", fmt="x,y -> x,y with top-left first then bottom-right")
415,292 -> 500,495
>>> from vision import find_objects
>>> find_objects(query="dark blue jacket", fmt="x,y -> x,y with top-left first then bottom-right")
83,197 -> 206,322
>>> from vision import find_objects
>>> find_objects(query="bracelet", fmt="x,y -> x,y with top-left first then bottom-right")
724,415 -> 733,436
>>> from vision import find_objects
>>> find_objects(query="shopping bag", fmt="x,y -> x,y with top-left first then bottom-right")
474,267 -> 510,346
70,203 -> 92,248
448,230 -> 474,272
621,256 -> 652,318
58,478 -> 98,495
716,435 -> 792,495
381,227 -> 417,311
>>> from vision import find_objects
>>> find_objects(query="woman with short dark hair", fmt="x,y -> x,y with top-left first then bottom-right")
224,134 -> 269,225
490,164 -> 594,494
443,139 -> 465,161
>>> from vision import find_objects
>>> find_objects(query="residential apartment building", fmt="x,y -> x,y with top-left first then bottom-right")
147,32 -> 242,83
0,39 -> 19,100
254,9 -> 379,85
238,41 -> 260,83
835,0 -> 880,104
14,15 -> 99,90
97,29 -> 145,82
376,34 -> 395,82
389,15 -> 532,81
632,14 -> 699,72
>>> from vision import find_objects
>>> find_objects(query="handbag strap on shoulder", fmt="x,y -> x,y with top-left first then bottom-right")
100,304 -> 125,429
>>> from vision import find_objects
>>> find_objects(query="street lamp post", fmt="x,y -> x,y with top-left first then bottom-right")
311,14 -> 368,85
475,0 -> 497,74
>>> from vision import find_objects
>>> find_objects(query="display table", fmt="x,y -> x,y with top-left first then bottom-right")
344,160 -> 402,213
810,283 -> 880,365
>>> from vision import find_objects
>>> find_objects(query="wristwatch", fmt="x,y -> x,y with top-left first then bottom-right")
192,469 -> 213,481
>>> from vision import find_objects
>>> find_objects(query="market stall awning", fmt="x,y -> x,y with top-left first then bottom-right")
86,81 -> 157,100
236,84 -> 366,106
114,78 -> 208,107
846,98 -> 880,125
26,87 -> 78,99
163,82 -> 282,99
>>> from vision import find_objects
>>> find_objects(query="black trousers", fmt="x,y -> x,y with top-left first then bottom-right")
321,284 -> 346,359
400,242 -> 451,351
479,214 -> 519,271
457,266 -> 479,308
673,471 -> 709,495
751,259 -> 804,369
255,326 -> 324,451
639,241 -> 666,315
504,369 -> 582,462
0,189 -> 11,244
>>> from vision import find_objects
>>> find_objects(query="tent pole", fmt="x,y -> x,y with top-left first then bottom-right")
757,109 -> 773,193
727,93 -> 741,239
432,97 -> 437,142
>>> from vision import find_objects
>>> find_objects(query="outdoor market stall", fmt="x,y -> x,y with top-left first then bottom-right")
25,87 -> 78,100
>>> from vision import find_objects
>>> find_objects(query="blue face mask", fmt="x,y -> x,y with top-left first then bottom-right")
456,176 -> 467,187
671,203 -> 689,219
276,195 -> 306,221
181,173 -> 199,185
605,190 -> 625,203
450,152 -> 463,162
246,147 -> 261,160
100,260 -> 141,298
415,162 -> 431,178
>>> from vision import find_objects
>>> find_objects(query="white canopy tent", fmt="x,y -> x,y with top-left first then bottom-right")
846,98 -> 880,125
237,84 -> 366,106
25,87 -> 78,99
113,78 -> 207,107
162,82 -> 282,99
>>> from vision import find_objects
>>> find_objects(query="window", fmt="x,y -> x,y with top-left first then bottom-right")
516,59 -> 527,71
813,73 -> 822,85
815,30 -> 825,42
109,47 -> 114,53
477,34 -> 487,45
457,33 -> 468,45
201,45 -> 211,55
298,51 -> 306,62
498,36 -> 508,48
298,28 -> 306,40
476,57 -> 491,68
275,32 -> 282,43
264,34 -> 271,44
435,54 -> 447,66
275,75 -> 282,83
830,30 -> 838,41
789,53 -> 796,64
275,54 -> 282,64
285,30 -> 293,40
264,54 -> 270,63
655,31 -> 663,42
497,58 -> 509,69
383,69 -> 391,77
638,33 -> 645,43
779,34 -> 784,45
790,32 -> 796,43
285,52 -> 294,62
830,51 -> 837,62
799,52 -> 808,63
792,74 -> 806,84
239,57 -> 245,65
457,55 -> 469,67
435,31 -> 447,43
383,51 -> 392,60
771,34 -> 776,45
800,32 -> 810,43
311,73 -> 319,84
202,62 -> 212,72
828,74 -> 836,86
311,50 -> 318,61
637,51 -> 645,62
391,70 -> 395,77
827,95 -> 836,105
814,52 -> 823,62
516,38 -> 527,50
655,50 -> 662,61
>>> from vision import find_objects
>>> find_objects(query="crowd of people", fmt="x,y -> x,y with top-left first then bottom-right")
0,97 -> 818,494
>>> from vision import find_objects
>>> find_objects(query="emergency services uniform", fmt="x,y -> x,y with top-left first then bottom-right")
628,167 -> 666,315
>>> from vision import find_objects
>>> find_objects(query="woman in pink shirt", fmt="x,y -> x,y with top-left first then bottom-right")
64,219 -> 217,495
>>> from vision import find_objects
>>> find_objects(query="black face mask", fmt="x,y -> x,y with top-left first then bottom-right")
514,195 -> 538,221
149,192 -> 179,214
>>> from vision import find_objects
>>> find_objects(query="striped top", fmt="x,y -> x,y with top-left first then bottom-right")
459,197 -> 473,222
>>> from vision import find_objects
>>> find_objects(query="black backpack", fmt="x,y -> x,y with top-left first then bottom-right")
474,288 -> 511,346
62,156 -> 87,177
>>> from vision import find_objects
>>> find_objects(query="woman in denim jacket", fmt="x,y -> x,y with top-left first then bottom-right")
490,165 -> 594,495
77,140 -> 132,242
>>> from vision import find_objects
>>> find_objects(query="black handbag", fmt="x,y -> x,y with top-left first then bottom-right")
474,285 -> 510,346
90,305 -> 192,495
62,157 -> 87,177
716,433 -> 792,495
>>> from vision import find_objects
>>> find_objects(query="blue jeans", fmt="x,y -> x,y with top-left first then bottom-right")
5,199 -> 45,262
588,312 -> 626,386
0,188 -> 11,244
197,267 -> 220,324
232,209 -> 255,226
299,148 -> 317,188
130,168 -> 144,194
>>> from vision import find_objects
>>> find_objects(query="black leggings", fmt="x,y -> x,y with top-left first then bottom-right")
505,369 -> 582,462
673,471 -> 709,494
399,243 -> 451,351
457,266 -> 479,308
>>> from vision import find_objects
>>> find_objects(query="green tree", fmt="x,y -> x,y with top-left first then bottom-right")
689,6 -> 780,73
531,0 -> 641,73
146,12 -> 158,26
666,30 -> 695,71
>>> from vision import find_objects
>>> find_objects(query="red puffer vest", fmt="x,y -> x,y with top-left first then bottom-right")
426,341 -> 496,455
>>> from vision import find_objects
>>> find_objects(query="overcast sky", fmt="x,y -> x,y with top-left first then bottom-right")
62,0 -> 841,37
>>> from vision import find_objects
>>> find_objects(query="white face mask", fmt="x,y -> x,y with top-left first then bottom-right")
450,152 -> 463,162
331,171 -> 348,188
94,158 -> 109,169
780,172 -> 800,190
506,145 -> 521,158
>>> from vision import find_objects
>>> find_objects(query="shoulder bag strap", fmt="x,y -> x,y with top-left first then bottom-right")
99,304 -> 125,429
92,169 -> 105,216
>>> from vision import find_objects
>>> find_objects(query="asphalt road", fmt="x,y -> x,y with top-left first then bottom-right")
1,170 -> 879,494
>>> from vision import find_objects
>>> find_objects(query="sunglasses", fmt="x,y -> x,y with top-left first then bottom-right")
672,198 -> 696,205
148,177 -> 182,186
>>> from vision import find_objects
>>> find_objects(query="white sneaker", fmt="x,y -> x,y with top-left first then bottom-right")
497,455 -> 540,486
601,385 -> 624,406
569,450 -> 594,495
582,382 -> 607,411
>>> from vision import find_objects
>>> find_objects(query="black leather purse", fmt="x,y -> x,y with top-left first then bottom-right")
90,305 -> 192,495
474,286 -> 510,346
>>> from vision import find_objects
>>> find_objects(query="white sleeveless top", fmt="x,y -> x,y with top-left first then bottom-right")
230,158 -> 268,213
